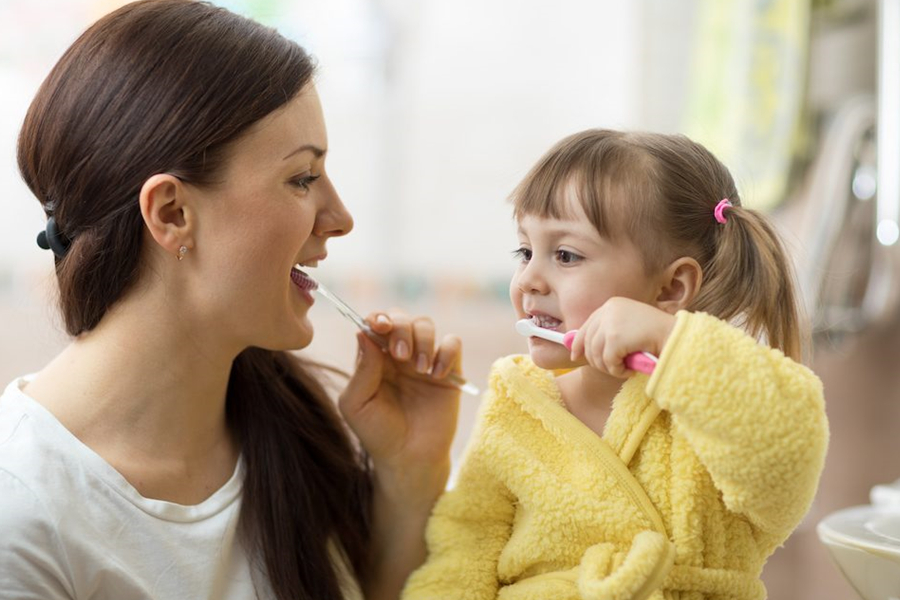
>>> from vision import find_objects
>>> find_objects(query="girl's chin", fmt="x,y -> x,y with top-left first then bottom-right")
528,343 -> 575,370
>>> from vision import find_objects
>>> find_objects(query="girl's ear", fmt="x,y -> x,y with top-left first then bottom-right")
655,257 -> 702,314
139,174 -> 195,258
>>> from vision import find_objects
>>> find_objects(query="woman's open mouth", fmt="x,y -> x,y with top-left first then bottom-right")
290,266 -> 317,292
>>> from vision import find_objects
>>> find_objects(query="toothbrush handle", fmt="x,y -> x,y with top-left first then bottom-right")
624,352 -> 657,375
562,332 -> 656,374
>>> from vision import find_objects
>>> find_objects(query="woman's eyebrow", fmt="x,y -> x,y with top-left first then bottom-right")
282,144 -> 326,160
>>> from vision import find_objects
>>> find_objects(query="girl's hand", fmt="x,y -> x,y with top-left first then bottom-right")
568,297 -> 676,378
339,310 -> 462,503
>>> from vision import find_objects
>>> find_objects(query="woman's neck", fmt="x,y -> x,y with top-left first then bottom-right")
556,366 -> 624,437
24,290 -> 241,503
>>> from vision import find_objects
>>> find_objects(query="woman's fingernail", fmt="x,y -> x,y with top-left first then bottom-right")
376,314 -> 391,327
432,360 -> 445,378
394,339 -> 409,359
416,353 -> 429,373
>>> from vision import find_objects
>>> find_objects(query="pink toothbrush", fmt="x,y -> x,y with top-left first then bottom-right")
515,319 -> 657,374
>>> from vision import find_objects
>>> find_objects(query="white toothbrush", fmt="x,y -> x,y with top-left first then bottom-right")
515,318 -> 657,375
308,274 -> 480,396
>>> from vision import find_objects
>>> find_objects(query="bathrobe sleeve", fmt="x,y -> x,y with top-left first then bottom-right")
645,311 -> 828,539
401,396 -> 516,600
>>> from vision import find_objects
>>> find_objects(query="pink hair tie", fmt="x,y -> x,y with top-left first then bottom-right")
714,198 -> 732,224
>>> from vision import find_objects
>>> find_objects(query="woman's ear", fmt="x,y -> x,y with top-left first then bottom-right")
655,257 -> 702,314
139,174 -> 195,258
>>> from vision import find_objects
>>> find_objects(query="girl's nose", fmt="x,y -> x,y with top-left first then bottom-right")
516,260 -> 550,295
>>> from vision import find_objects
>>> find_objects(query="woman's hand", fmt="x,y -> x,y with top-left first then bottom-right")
339,310 -> 463,600
568,297 -> 676,378
339,309 -> 462,501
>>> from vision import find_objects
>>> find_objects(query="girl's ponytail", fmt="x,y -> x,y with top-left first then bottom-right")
691,204 -> 803,361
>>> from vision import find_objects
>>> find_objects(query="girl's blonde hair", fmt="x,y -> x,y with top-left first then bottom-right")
511,129 -> 803,361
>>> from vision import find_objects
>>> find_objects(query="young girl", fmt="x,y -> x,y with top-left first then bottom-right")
401,129 -> 829,600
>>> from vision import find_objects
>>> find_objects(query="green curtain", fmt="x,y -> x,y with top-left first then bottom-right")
683,0 -> 812,210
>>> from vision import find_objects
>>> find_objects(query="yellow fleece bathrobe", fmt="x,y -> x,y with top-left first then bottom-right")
402,311 -> 828,600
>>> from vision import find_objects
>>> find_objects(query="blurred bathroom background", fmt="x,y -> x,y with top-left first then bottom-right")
1,0 -> 898,597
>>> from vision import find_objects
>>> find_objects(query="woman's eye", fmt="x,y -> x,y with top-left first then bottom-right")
291,174 -> 321,191
512,247 -> 532,262
556,250 -> 582,264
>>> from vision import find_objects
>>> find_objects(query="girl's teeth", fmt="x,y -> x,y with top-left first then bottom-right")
531,315 -> 562,329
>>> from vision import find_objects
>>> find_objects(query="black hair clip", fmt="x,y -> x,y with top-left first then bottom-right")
36,201 -> 71,258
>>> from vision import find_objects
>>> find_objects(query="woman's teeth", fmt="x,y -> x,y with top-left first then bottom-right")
290,267 -> 317,291
531,315 -> 562,329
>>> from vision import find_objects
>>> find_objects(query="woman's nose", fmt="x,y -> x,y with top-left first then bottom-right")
314,178 -> 354,238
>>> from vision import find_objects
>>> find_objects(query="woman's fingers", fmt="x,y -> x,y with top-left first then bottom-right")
367,310 -> 411,361
339,332 -> 386,421
411,317 -> 436,374
431,334 -> 462,380
366,310 -> 441,375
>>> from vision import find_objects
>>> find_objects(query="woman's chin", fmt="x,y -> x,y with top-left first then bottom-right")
262,320 -> 314,352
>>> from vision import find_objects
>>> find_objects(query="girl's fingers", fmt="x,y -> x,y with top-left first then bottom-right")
569,328 -> 585,360
431,334 -> 462,380
603,345 -> 626,377
587,335 -> 607,373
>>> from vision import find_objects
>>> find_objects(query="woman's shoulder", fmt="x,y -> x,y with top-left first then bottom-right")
0,379 -> 70,589
0,462 -> 72,598
0,375 -> 46,463
0,375 -> 92,514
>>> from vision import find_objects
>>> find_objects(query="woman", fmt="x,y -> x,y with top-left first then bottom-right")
0,1 -> 462,599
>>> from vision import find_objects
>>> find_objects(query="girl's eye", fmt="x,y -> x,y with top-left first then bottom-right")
556,249 -> 583,264
512,247 -> 532,262
291,174 -> 321,191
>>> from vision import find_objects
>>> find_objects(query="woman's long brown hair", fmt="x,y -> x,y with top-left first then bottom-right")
17,1 -> 371,597
512,129 -> 804,361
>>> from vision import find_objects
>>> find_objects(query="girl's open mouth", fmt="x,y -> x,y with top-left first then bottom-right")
530,314 -> 562,330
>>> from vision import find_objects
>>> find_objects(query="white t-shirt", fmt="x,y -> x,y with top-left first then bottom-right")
0,375 -> 360,600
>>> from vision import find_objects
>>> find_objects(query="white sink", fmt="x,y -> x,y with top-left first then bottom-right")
818,505 -> 900,600
872,479 -> 900,509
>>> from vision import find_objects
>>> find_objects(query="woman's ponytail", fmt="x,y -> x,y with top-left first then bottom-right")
227,349 -> 372,598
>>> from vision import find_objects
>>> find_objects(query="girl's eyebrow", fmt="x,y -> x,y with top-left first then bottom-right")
518,221 -> 595,242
